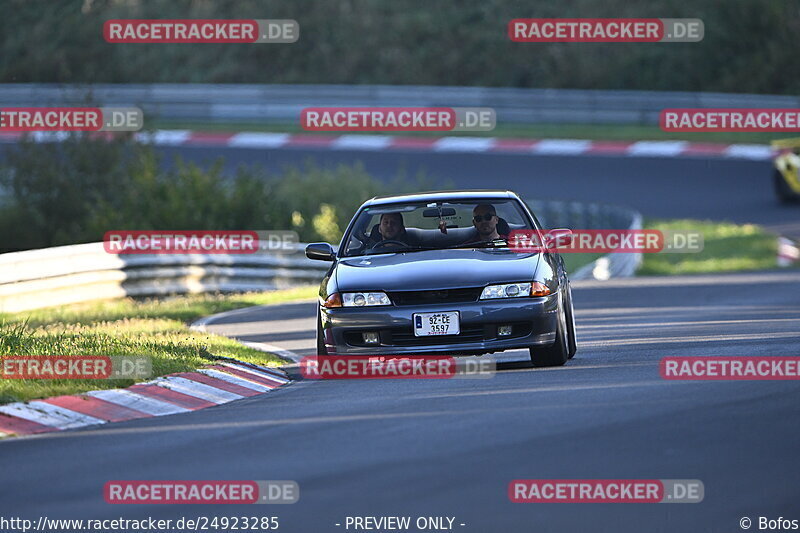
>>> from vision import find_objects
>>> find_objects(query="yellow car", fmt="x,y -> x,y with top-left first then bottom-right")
772,138 -> 800,203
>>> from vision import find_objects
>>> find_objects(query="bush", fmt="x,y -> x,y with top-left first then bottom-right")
0,134 -> 146,250
0,134 -> 434,252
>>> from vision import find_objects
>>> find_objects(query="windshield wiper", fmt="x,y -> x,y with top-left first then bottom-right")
360,246 -> 430,256
442,239 -> 509,250
347,240 -> 511,256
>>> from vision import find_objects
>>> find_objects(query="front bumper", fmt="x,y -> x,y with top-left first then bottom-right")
320,294 -> 558,356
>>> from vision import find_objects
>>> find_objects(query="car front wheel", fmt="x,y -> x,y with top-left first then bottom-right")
530,290 -> 570,367
316,308 -> 328,356
565,281 -> 577,359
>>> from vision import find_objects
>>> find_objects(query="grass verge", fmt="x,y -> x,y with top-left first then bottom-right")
639,220 -> 779,275
0,286 -> 318,404
562,220 -> 781,276
563,253 -> 605,274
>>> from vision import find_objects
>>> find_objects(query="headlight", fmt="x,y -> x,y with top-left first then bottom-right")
480,283 -> 532,299
480,282 -> 552,299
342,292 -> 391,307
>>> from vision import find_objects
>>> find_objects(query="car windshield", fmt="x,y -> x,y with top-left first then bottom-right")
341,198 -> 536,257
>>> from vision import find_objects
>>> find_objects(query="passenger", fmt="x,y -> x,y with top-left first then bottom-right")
467,204 -> 508,243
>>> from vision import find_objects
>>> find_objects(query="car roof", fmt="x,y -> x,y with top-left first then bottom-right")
363,190 -> 518,207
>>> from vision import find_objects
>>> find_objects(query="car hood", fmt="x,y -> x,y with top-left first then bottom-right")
334,249 -> 542,292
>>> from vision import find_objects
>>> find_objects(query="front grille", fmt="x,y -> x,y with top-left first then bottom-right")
387,287 -> 482,306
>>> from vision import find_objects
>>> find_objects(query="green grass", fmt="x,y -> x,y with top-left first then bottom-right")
0,287 -> 318,405
562,220 -> 780,276
563,253 -> 605,273
152,120 -> 782,144
639,220 -> 779,275
0,286 -> 318,329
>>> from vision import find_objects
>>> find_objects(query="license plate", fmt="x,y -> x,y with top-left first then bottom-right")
413,311 -> 460,337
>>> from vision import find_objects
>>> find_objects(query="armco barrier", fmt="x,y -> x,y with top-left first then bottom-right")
0,201 -> 641,313
0,243 -> 328,313
528,200 -> 643,281
0,84 -> 797,126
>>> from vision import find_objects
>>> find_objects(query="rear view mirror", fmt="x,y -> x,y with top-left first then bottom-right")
423,207 -> 456,217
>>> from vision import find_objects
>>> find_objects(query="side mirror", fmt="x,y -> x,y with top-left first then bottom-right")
544,229 -> 573,249
305,242 -> 336,261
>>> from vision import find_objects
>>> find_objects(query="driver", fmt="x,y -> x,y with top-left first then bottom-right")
378,212 -> 407,241
367,212 -> 409,249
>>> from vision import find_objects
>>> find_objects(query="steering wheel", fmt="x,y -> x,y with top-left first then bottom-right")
369,239 -> 408,251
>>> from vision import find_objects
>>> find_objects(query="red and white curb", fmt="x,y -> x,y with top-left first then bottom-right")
0,130 -> 775,160
0,360 -> 290,439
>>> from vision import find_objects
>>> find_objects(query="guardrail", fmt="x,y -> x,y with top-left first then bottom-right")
528,200 -> 643,281
0,200 -> 641,313
0,242 -> 326,313
0,84 -> 796,126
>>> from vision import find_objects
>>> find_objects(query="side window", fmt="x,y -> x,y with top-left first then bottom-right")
495,203 -> 524,226
344,214 -> 375,254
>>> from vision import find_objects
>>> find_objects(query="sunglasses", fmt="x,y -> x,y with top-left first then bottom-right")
473,213 -> 496,222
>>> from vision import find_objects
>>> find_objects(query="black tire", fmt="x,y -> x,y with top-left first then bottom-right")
774,169 -> 800,204
565,282 -> 578,359
316,308 -> 328,356
530,289 -> 570,367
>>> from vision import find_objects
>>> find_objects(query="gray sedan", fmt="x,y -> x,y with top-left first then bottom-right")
305,190 -> 577,367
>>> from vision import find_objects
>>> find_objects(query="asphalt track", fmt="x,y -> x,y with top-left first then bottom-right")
1,144 -> 800,533
2,270 -> 800,533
